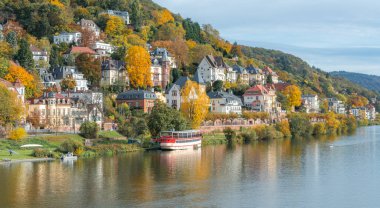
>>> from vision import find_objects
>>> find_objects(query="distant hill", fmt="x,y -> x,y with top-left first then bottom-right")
330,71 -> 380,92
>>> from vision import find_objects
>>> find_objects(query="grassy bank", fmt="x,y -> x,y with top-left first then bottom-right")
202,132 -> 227,145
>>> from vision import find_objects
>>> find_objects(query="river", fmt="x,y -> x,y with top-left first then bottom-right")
1,126 -> 380,207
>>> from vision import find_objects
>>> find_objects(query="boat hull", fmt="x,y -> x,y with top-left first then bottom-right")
160,140 -> 201,150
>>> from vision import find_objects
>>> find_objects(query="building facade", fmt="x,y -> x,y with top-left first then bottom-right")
101,60 -> 129,86
116,90 -> 157,113
243,85 -> 278,113
53,32 -> 82,45
302,94 -> 320,113
208,91 -> 243,114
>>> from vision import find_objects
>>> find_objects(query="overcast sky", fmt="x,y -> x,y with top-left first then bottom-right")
154,0 -> 380,75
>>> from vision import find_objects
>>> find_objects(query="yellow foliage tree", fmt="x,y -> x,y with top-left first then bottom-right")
0,83 -> 23,128
125,46 -> 152,88
282,85 -> 302,111
50,0 -> 65,8
9,128 -> 27,141
154,9 -> 174,26
180,80 -> 210,128
105,16 -> 126,38
4,63 -> 42,98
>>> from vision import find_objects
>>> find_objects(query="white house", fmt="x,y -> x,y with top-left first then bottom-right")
328,98 -> 346,114
102,10 -> 130,24
101,60 -> 128,86
302,94 -> 320,113
30,46 -> 49,67
243,85 -> 278,113
195,55 -> 230,83
53,32 -> 82,45
78,19 -> 100,38
232,65 -> 249,85
90,41 -> 114,56
52,66 -> 88,92
246,65 -> 265,85
208,91 -> 243,114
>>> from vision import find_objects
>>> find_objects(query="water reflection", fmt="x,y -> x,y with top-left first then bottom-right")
2,127 -> 380,207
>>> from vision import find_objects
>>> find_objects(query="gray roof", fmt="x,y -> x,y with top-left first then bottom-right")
166,76 -> 190,93
151,48 -> 172,57
207,91 -> 243,106
39,68 -> 55,82
246,65 -> 262,74
232,64 -> 246,74
204,55 -> 229,68
116,90 -> 157,100
52,66 -> 76,80
102,60 -> 125,71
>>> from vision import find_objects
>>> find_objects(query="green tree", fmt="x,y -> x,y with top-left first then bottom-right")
0,57 -> 9,78
288,113 -> 312,137
147,101 -> 189,137
130,0 -> 142,31
49,45 -> 61,70
79,121 -> 99,139
182,18 -> 203,43
15,39 -> 34,71
6,31 -> 17,49
266,74 -> 273,84
212,80 -> 224,92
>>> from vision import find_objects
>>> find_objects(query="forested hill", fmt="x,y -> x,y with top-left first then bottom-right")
330,71 -> 380,92
0,0 -> 378,100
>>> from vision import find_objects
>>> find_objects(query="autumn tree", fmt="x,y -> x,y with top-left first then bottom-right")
189,44 -> 216,64
156,22 -> 185,41
5,63 -> 42,98
60,76 -> 77,92
75,54 -> 101,88
180,80 -> 210,128
130,0 -> 142,31
0,83 -> 23,128
15,39 -> 34,72
348,95 -> 368,108
0,41 -> 13,59
153,9 -> 174,26
0,57 -> 9,78
152,40 -> 189,68
125,46 -> 152,88
282,85 -> 302,111
105,16 -> 126,39
230,42 -> 243,57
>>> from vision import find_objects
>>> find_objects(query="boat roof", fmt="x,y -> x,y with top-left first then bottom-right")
161,130 -> 200,133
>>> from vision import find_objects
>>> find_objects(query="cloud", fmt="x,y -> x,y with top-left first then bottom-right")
154,0 -> 380,75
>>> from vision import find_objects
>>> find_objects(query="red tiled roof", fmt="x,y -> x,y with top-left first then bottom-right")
70,47 -> 96,55
243,85 -> 269,96
266,83 -> 291,91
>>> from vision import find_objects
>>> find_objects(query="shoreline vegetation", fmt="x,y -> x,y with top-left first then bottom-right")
1,112 -> 378,163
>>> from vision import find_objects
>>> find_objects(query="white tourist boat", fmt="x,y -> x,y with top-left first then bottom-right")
61,152 -> 78,161
156,130 -> 202,150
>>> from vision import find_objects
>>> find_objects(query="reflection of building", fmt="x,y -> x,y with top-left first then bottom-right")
116,90 -> 157,113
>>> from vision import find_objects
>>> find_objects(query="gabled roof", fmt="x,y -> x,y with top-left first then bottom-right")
232,64 -> 246,74
204,55 -> 229,68
266,83 -> 290,91
207,91 -> 243,106
166,76 -> 190,93
243,85 -> 270,96
101,60 -> 126,71
246,65 -> 262,74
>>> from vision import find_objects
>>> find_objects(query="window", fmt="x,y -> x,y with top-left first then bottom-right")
172,90 -> 177,96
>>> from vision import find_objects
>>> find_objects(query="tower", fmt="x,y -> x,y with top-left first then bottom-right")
161,49 -> 171,90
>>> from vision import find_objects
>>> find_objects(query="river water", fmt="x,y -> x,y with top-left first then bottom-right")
1,126 -> 380,208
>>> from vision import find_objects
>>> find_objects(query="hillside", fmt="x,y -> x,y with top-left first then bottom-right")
330,71 -> 380,92
0,0 -> 378,101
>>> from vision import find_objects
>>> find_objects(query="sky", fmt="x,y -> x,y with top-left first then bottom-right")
154,0 -> 380,75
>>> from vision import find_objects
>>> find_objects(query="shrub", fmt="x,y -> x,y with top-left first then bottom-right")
275,120 -> 291,137
262,126 -> 283,140
59,139 -> 84,153
80,121 -> 99,139
223,127 -> 236,143
288,113 -> 312,137
8,128 -> 27,141
313,122 -> 327,135
33,148 -> 51,158
240,129 -> 258,143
